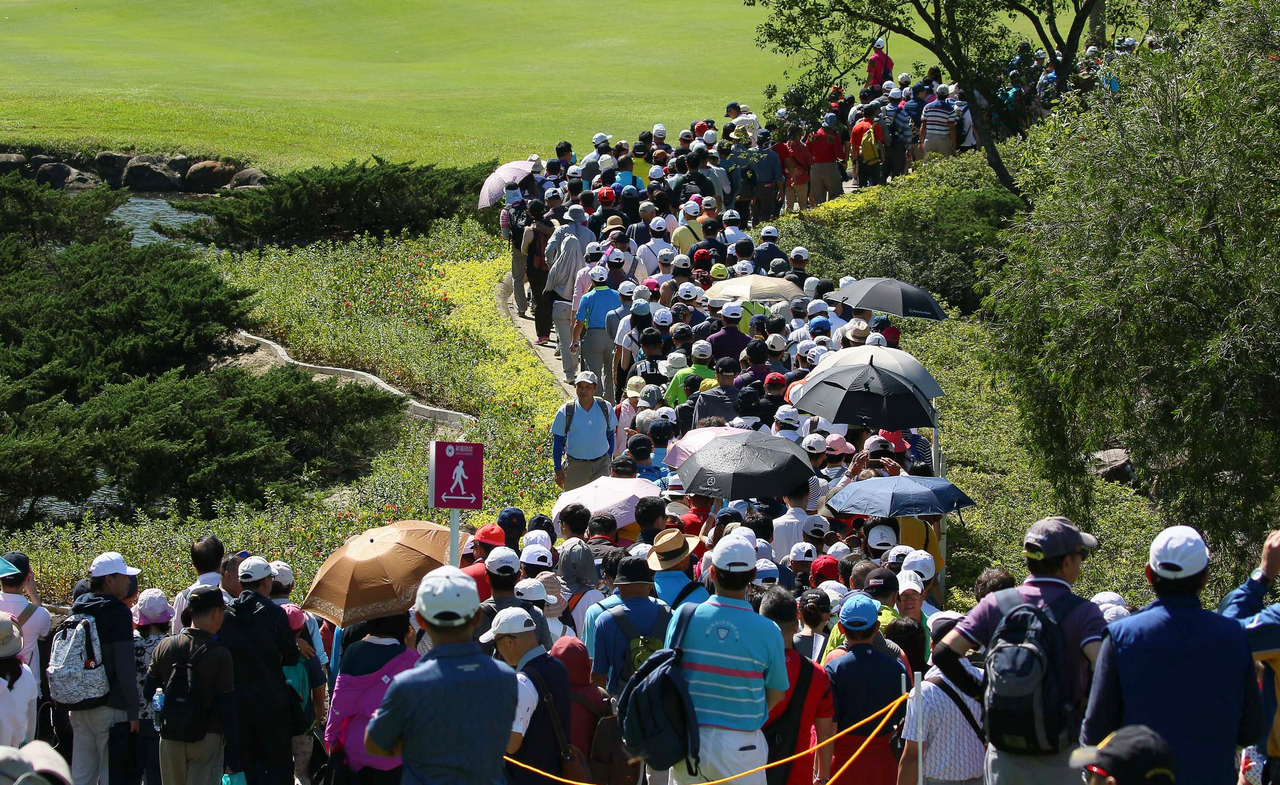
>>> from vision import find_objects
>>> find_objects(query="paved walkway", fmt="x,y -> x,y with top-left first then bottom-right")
494,280 -> 572,399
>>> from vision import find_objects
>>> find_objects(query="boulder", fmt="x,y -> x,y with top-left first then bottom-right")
130,153 -> 167,165
166,154 -> 193,180
63,169 -> 103,192
30,154 -> 57,169
184,160 -> 237,192
0,154 -> 26,175
35,162 -> 74,189
122,158 -> 181,192
94,151 -> 131,187
229,167 -> 269,189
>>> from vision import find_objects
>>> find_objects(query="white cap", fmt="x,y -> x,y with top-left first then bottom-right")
734,261 -> 754,276
801,434 -> 828,454
897,570 -> 924,595
682,201 -> 701,216
755,541 -> 775,560
585,241 -> 602,255
524,530 -> 552,550
866,524 -> 898,549
1103,605 -> 1131,623
269,560 -> 295,586
807,347 -> 829,364
698,292 -> 710,306
791,246 -> 810,260
761,225 -> 779,239
653,123 -> 667,136
599,154 -> 617,171
927,610 -> 964,640
874,37 -> 886,48
883,80 -> 895,91
634,285 -> 653,302
723,209 -> 741,222
575,370 -> 599,386
589,265 -> 609,282
649,165 -> 666,180
619,280 -> 637,297
90,551 -> 141,578
515,578 -> 558,605
690,140 -> 707,153
796,339 -> 817,358
607,249 -> 625,264
478,607 -> 537,643
654,308 -> 673,326
806,300 -> 829,316
568,165 -> 583,178
1091,591 -> 1126,609
802,514 -> 829,537
721,302 -> 744,318
237,556 -> 274,582
820,579 -> 850,606
592,132 -> 612,145
484,546 -> 521,576
725,527 -> 758,549
678,282 -> 699,300
774,405 -> 801,426
898,72 -> 912,84
1148,525 -> 1210,579
902,550 -> 936,581
866,332 -> 888,347
789,542 -> 817,562
650,216 -> 668,232
776,108 -> 788,119
415,566 -> 480,627
826,541 -> 851,559
885,544 -> 914,564
889,88 -> 903,99
765,333 -> 787,352
520,544 -> 554,569
711,537 -> 759,573
691,340 -> 713,359
703,130 -> 717,144
656,406 -> 677,423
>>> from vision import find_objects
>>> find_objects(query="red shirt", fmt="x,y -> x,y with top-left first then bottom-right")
850,120 -> 883,159
807,129 -> 846,164
461,560 -> 492,602
765,650 -> 835,785
786,141 -> 814,186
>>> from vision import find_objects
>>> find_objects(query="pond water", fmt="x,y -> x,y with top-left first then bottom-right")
111,194 -> 202,245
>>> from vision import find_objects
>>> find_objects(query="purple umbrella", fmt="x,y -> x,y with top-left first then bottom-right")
478,160 -> 536,208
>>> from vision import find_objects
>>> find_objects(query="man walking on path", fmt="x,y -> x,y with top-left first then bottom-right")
807,116 -> 846,204
572,266 -> 622,400
647,529 -> 710,610
590,557 -> 670,698
551,371 -> 617,490
921,84 -> 957,159
1081,526 -> 1261,785
759,587 -> 834,785
669,536 -> 788,785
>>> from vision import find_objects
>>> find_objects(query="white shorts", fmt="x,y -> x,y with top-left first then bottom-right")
672,727 -> 768,785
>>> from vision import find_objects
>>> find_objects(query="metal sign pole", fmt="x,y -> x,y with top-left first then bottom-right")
449,508 -> 461,567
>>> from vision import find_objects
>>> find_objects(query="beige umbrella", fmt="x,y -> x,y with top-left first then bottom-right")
704,274 -> 803,303
301,520 -> 450,627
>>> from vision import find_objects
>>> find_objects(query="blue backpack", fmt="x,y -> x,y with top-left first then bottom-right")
616,603 -> 700,776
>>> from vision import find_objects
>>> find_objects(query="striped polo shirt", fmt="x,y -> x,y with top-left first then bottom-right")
668,596 -> 788,731
922,99 -> 956,139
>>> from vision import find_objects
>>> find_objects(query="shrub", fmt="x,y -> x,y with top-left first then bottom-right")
162,157 -> 497,249
769,154 -> 1023,313
0,172 -> 129,248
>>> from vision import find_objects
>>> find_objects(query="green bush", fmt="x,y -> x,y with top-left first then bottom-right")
770,154 -> 1023,313
0,172 -> 129,248
162,157 -> 498,249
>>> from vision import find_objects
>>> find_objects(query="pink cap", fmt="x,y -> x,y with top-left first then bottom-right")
878,429 -> 909,453
825,434 -> 855,455
283,603 -> 307,632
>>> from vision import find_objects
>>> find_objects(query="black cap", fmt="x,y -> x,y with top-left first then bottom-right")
725,102 -> 740,116
715,357 -> 741,375
1,552 -> 30,580
627,433 -> 653,460
613,556 -> 656,585
864,567 -> 898,594
612,455 -> 638,475
186,584 -> 226,614
1069,725 -> 1175,785
800,588 -> 832,614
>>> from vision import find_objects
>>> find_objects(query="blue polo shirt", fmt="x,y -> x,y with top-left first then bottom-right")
367,642 -> 518,785
576,285 -> 623,329
825,642 -> 906,736
653,569 -> 710,610
592,596 -> 671,696
1084,594 -> 1262,784
551,399 -> 617,462
669,596 -> 788,731
582,593 -> 623,656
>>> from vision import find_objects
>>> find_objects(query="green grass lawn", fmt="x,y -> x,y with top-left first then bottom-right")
0,0 -> 927,171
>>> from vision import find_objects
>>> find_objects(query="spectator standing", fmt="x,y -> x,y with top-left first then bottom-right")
66,552 -> 142,785
170,537 -> 230,635
921,85 -> 957,158
549,637 -> 612,762
647,530 -> 710,610
691,357 -> 742,424
365,567 -> 518,785
669,537 -> 788,785
752,130 -> 785,221
218,557 -> 300,785
460,523 -> 507,603
551,371 -> 619,491
500,184 -> 531,318
325,614 -> 418,785
1082,526 -> 1261,784
0,552 -> 52,694
132,590 -> 175,785
269,561 -> 326,669
474,547 -> 555,654
807,116 -> 847,204
868,38 -> 895,86
573,268 -> 624,401
759,588 -> 834,785
1070,725 -> 1176,785
590,557 -> 671,698
557,504 -> 605,634
0,612 -> 37,747
145,585 -> 239,785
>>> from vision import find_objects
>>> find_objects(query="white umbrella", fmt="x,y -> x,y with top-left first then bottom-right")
662,426 -> 750,468
807,345 -> 945,399
704,275 -> 804,303
550,477 -> 661,535
478,160 -> 536,209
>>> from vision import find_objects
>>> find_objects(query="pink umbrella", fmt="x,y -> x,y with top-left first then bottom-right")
550,477 -> 661,536
478,160 -> 536,208
662,426 -> 750,468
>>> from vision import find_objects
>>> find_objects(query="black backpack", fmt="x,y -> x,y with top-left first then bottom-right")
763,656 -> 814,785
157,643 -> 209,743
507,202 -> 531,251
983,589 -> 1087,755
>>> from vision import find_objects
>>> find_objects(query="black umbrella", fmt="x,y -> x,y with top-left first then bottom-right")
675,431 -> 816,499
791,364 -> 939,430
824,277 -> 947,320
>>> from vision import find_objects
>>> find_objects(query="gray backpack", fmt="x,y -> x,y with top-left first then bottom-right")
562,397 -> 611,434
47,613 -> 111,710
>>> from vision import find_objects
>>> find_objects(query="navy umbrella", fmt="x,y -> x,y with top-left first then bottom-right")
790,363 -> 938,430
675,430 -> 815,499
826,475 -> 976,518
824,277 -> 947,320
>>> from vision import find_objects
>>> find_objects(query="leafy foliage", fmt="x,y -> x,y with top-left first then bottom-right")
986,0 -> 1280,567
769,153 -> 1023,313
0,172 -> 130,248
162,157 -> 498,249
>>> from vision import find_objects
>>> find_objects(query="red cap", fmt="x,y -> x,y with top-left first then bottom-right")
597,187 -> 616,203
881,325 -> 901,342
810,555 -> 840,584
693,248 -> 712,262
878,429 -> 909,453
765,372 -> 786,386
474,523 -> 507,547
694,121 -> 709,136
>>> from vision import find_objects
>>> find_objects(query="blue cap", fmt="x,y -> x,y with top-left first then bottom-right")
631,300 -> 651,316
809,316 -> 832,333
753,559 -> 780,585
497,507 -> 526,533
823,113 -> 839,127
622,185 -> 639,197
870,315 -> 893,331
839,592 -> 882,631
0,556 -> 16,580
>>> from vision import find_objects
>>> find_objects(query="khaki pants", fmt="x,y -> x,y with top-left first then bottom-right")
985,745 -> 1077,785
580,327 -> 614,401
564,454 -> 610,491
924,136 -> 954,158
70,706 -> 127,785
160,732 -> 225,785
784,181 -> 809,212
809,162 -> 842,203
551,299 -> 577,382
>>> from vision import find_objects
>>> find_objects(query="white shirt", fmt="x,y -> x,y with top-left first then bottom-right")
0,593 -> 51,686
0,663 -> 37,747
170,573 -> 230,634
511,672 -> 539,736
902,663 -> 986,782
639,239 -> 675,278
547,617 -> 578,641
569,589 -> 605,634
771,507 -> 806,561
717,227 -> 751,247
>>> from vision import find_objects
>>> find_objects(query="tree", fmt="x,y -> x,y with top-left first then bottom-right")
748,0 -> 1110,199
986,0 -> 1280,563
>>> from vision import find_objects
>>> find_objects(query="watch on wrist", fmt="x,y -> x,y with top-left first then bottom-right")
1252,568 -> 1270,586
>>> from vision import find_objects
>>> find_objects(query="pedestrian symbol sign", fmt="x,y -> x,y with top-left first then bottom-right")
428,441 -> 484,510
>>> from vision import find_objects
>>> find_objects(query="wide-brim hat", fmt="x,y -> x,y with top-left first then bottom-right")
647,528 -> 703,571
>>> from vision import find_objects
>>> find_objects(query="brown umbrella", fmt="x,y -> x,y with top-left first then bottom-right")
704,274 -> 803,303
301,520 -> 450,627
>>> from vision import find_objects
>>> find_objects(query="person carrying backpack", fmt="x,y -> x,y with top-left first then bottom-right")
879,92 -> 912,178
145,585 -> 239,785
52,552 -> 141,785
932,517 -> 1106,785
589,558 -> 671,698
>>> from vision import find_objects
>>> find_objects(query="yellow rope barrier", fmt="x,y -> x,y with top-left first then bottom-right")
502,692 -> 910,785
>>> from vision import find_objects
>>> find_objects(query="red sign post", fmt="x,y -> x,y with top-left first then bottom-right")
428,441 -> 484,565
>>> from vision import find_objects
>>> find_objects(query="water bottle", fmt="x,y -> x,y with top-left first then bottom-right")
151,688 -> 164,731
